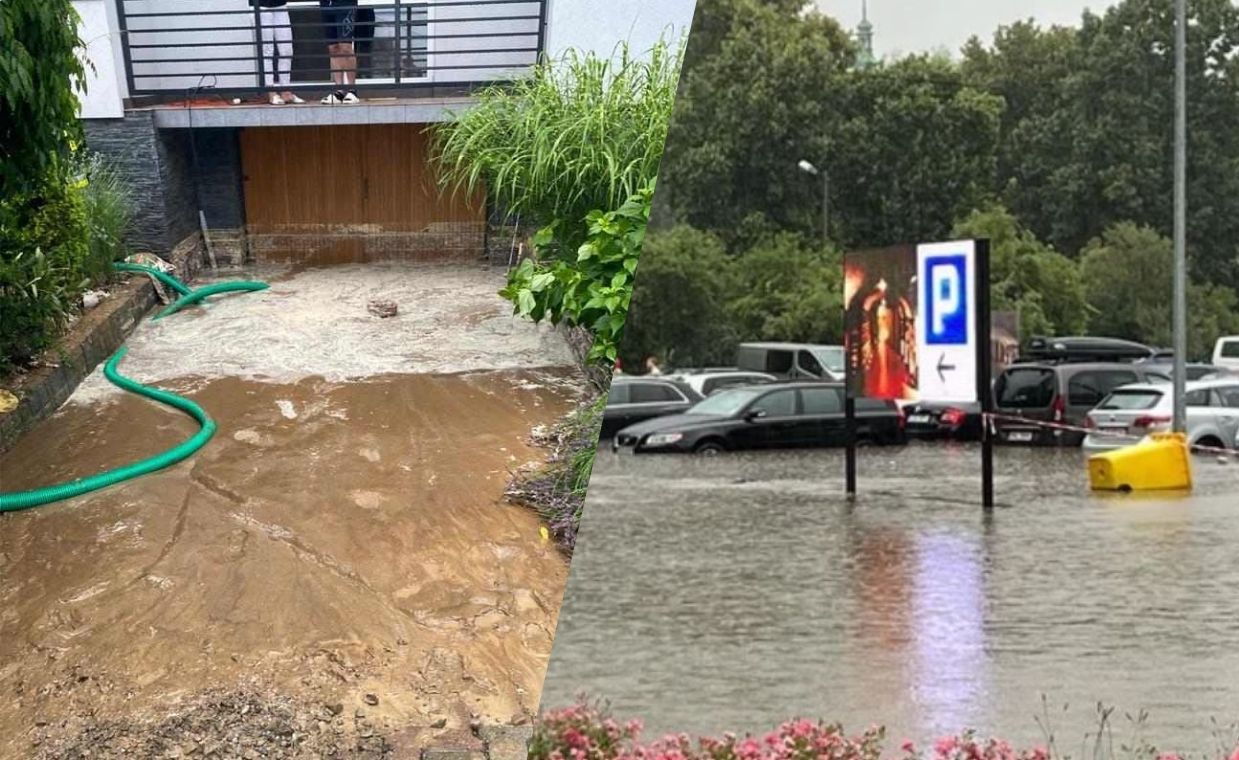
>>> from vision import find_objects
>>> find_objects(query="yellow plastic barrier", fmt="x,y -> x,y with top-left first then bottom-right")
1088,432 -> 1192,492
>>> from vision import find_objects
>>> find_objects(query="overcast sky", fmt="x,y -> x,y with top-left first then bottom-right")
813,0 -> 1120,58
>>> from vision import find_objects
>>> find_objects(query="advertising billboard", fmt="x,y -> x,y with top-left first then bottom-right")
845,240 -> 988,404
843,245 -> 919,400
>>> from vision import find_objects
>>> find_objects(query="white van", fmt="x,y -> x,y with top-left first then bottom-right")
1213,336 -> 1239,371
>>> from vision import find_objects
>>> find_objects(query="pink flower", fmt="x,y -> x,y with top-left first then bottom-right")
901,740 -> 917,754
935,737 -> 960,757
1228,746 -> 1239,760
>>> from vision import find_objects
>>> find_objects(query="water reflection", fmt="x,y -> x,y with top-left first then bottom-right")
541,444 -> 1239,754
910,532 -> 988,738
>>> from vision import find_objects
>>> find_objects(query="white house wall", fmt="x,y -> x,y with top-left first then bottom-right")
73,0 -> 127,118
544,0 -> 697,61
123,0 -> 257,93
430,0 -> 541,83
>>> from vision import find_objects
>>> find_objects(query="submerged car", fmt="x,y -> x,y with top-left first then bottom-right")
601,376 -> 703,439
903,401 -> 983,441
735,342 -> 846,381
664,370 -> 778,397
613,382 -> 905,454
1082,379 -> 1239,453
992,362 -> 1170,445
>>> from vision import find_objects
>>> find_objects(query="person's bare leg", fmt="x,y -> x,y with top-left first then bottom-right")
329,42 -> 348,87
341,42 -> 357,87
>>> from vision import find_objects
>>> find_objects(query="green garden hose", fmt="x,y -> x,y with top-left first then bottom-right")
111,262 -> 193,297
0,348 -> 216,513
155,280 -> 269,320
0,264 -> 268,511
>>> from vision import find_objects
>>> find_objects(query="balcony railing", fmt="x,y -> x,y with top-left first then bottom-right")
115,0 -> 546,98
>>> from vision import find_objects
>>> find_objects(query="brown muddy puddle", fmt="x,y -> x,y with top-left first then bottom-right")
0,367 -> 581,756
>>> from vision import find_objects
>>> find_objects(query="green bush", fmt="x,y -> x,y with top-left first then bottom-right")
500,184 -> 651,365
0,155 -> 131,372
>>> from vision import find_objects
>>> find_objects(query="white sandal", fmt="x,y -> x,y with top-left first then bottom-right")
268,93 -> 285,105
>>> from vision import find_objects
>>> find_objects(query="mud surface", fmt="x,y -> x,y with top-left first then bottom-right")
0,263 -> 583,758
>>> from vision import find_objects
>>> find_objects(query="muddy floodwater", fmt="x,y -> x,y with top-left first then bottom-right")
542,445 -> 1239,755
0,263 -> 584,756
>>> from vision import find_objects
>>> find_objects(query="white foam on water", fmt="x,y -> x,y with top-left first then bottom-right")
66,264 -> 576,406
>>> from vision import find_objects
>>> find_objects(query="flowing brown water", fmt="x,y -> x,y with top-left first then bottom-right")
0,263 -> 584,757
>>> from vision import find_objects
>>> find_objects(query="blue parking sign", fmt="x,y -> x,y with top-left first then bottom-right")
923,255 -> 968,345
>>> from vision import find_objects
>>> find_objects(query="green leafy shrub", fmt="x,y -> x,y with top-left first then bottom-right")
0,0 -> 86,197
501,185 -> 652,365
1,155 -> 131,372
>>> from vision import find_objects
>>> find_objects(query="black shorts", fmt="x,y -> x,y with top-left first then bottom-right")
321,0 -> 357,43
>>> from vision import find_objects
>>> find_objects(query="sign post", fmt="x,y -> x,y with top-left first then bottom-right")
844,239 -> 992,507
976,241 -> 993,509
844,397 -> 857,497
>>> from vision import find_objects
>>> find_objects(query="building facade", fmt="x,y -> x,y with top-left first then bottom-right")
73,0 -> 696,265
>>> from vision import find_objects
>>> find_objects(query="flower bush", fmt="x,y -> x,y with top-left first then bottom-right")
532,701 -> 1239,760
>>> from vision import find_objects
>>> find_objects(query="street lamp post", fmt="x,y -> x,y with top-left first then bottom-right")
798,159 -> 829,247
1172,0 -> 1187,433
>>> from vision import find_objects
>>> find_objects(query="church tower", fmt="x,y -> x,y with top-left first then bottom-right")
856,0 -> 876,69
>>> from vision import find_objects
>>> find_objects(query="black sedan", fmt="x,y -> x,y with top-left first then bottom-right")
903,401 -> 983,441
601,376 -> 703,439
613,382 -> 905,454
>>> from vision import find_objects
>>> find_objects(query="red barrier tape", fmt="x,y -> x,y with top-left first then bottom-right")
983,412 -> 1239,458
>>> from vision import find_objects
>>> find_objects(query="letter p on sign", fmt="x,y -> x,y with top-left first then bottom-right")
924,255 -> 967,345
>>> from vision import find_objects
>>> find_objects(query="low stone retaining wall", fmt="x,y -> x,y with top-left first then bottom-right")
0,235 -> 205,454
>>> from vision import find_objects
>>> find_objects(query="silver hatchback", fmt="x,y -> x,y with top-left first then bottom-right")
1082,379 -> 1239,453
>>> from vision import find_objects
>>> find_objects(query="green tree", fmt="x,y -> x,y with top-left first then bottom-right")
1080,222 -> 1239,357
0,0 -> 86,197
656,0 -> 854,246
727,233 -> 844,345
952,205 -> 1087,339
963,0 -> 1239,290
829,56 -> 1004,248
619,225 -> 737,369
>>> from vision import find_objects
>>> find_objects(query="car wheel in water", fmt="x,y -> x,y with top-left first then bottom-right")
694,441 -> 726,455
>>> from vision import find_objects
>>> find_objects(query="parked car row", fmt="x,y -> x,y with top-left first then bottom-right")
604,337 -> 1239,455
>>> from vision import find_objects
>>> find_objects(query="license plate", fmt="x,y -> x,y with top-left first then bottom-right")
907,414 -> 931,424
1006,431 -> 1034,442
1098,426 -> 1127,435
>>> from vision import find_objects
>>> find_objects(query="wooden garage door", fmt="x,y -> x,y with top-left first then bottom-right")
239,124 -> 483,230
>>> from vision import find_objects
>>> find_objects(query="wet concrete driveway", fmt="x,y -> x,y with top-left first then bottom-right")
0,263 -> 585,756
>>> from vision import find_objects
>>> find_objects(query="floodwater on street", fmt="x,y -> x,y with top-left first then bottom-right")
0,262 -> 585,756
541,444 -> 1239,756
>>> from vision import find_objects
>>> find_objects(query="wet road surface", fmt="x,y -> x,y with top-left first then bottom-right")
0,263 -> 584,756
541,444 -> 1239,754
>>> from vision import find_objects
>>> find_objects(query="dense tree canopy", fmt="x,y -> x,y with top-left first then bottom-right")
622,0 -> 1239,365
963,0 -> 1239,290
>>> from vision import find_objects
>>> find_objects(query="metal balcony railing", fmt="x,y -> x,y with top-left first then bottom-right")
114,0 -> 546,98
